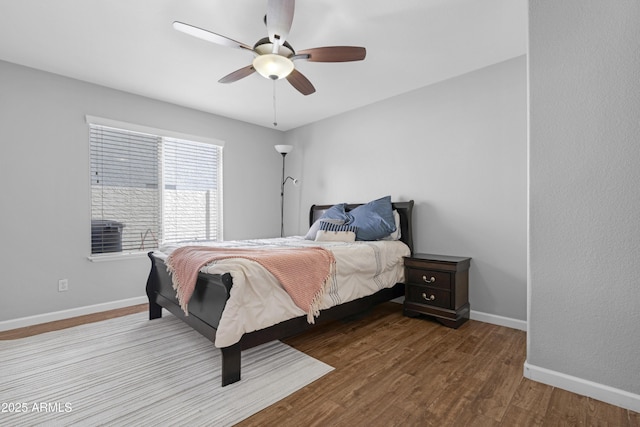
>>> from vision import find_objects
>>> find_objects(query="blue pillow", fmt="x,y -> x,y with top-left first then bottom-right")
347,196 -> 397,241
304,204 -> 351,240
319,203 -> 351,223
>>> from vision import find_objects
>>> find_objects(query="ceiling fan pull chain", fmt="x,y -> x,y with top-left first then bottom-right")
273,80 -> 278,127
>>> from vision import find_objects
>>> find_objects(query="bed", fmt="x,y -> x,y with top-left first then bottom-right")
145,199 -> 414,386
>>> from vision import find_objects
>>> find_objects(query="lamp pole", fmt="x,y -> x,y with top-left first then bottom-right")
280,151 -> 287,237
275,145 -> 295,237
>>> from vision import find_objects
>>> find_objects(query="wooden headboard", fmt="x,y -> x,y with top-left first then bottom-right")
309,200 -> 414,255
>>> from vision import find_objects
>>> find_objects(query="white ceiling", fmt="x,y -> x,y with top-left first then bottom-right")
0,0 -> 527,131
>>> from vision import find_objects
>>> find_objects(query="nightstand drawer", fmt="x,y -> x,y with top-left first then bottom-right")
406,269 -> 452,290
406,284 -> 451,309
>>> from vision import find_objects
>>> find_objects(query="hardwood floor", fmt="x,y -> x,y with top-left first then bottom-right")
2,303 -> 638,426
0,304 -> 148,340
249,303 -> 640,427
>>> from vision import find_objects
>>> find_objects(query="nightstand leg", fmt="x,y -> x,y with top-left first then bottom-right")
403,308 -> 421,318
437,304 -> 470,329
437,317 -> 468,329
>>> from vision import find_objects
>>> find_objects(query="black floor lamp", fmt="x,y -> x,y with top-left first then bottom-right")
275,144 -> 298,237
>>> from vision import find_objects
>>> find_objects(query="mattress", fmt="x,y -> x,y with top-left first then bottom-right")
154,236 -> 410,347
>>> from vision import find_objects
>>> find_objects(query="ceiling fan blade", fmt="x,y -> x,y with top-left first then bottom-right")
296,46 -> 366,62
286,69 -> 315,96
173,21 -> 253,52
218,65 -> 256,84
266,0 -> 295,47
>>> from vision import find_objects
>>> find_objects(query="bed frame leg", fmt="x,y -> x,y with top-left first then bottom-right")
220,343 -> 241,386
146,251 -> 163,320
148,301 -> 162,320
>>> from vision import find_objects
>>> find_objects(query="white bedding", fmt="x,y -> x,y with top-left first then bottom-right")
154,236 -> 410,348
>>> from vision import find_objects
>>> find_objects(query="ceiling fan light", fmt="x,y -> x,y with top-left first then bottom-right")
253,54 -> 294,80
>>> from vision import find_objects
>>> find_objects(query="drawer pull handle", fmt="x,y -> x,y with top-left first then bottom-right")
422,293 -> 435,301
422,275 -> 436,284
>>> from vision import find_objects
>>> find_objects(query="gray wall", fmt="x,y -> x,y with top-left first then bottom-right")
528,0 -> 640,398
0,60 -> 284,321
286,56 -> 528,322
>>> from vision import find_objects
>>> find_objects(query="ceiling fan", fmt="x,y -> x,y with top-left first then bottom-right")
173,0 -> 366,96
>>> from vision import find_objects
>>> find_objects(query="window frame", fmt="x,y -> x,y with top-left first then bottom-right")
86,116 -> 224,261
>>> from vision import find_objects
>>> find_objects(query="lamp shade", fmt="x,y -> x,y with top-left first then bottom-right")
253,54 -> 294,80
274,144 -> 293,154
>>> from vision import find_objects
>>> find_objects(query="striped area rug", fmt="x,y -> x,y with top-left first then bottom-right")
0,312 -> 333,426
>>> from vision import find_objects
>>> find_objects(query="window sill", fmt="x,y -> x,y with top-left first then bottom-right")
87,251 -> 151,263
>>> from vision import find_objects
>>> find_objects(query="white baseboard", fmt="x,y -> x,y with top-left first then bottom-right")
524,361 -> 640,413
390,297 -> 527,331
0,296 -> 148,332
470,309 -> 527,331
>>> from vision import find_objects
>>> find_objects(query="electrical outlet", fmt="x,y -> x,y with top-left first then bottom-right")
58,279 -> 69,292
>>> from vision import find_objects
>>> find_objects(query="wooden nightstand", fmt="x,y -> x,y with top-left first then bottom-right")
403,253 -> 471,328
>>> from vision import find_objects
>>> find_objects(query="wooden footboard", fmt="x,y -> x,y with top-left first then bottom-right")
146,252 -> 232,327
146,252 -> 242,385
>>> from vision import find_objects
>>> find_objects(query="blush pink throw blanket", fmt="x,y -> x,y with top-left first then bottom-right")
165,245 -> 336,323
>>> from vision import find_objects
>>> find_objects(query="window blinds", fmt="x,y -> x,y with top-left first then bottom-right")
162,137 -> 222,245
89,124 -> 222,254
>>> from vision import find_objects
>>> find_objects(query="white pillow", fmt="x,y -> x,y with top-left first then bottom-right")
305,218 -> 344,240
315,230 -> 356,242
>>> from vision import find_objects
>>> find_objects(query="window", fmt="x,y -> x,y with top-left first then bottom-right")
89,121 -> 223,255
